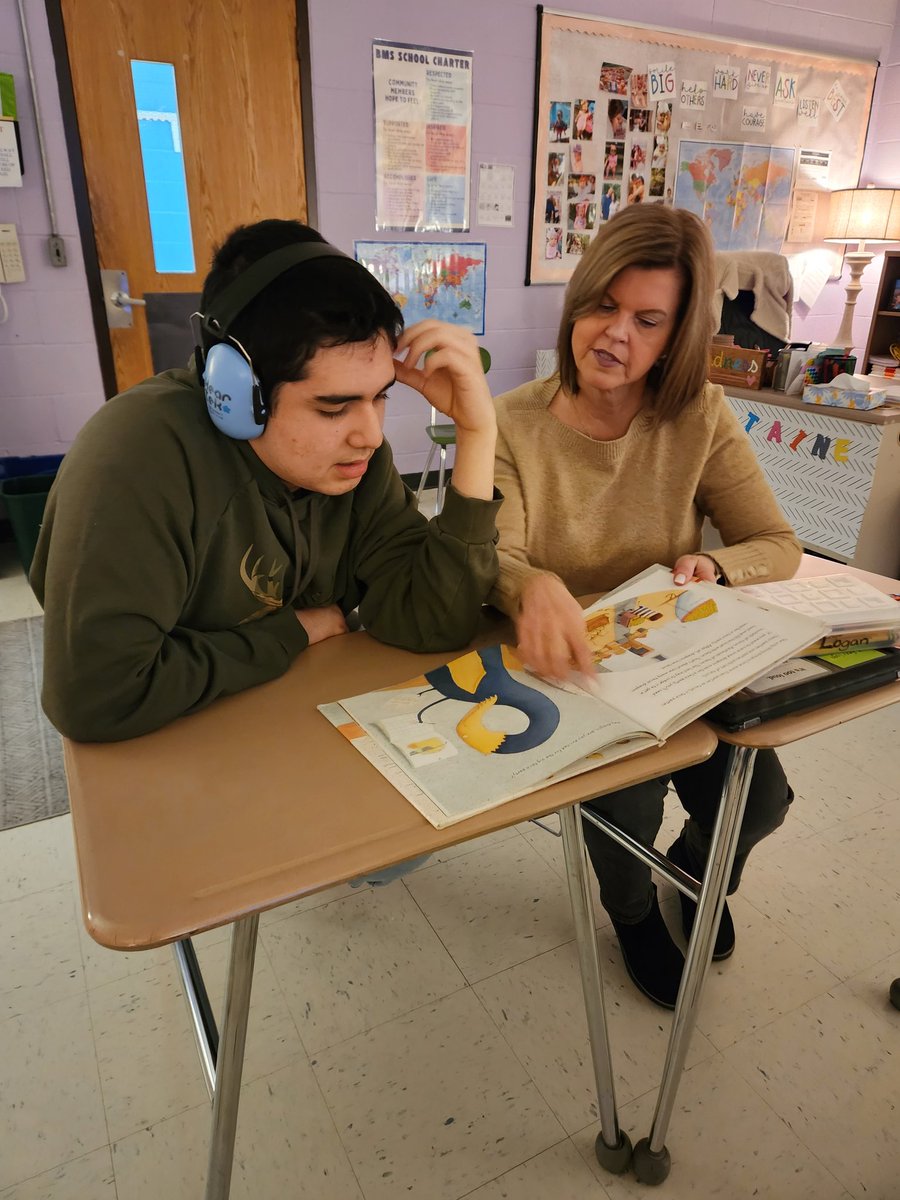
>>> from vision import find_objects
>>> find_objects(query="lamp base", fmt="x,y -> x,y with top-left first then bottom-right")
831,250 -> 874,351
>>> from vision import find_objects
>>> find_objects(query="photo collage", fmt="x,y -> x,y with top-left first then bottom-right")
544,63 -> 673,261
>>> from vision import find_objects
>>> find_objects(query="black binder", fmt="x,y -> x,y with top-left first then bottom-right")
708,648 -> 900,731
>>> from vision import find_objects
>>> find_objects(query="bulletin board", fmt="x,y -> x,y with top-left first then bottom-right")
528,8 -> 877,284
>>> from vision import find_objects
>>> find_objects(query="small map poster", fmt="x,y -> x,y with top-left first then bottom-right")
673,140 -> 795,252
355,241 -> 486,334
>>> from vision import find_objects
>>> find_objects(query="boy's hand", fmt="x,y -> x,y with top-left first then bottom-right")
394,321 -> 495,436
296,604 -> 349,645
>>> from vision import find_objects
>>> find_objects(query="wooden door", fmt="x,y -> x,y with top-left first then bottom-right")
58,0 -> 308,393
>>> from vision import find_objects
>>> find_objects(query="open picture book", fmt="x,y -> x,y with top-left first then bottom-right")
319,565 -> 828,828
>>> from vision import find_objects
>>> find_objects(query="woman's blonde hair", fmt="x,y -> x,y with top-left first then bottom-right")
556,206 -> 716,420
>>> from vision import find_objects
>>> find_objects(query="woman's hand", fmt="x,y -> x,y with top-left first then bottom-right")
393,321 -> 495,436
515,574 -> 595,683
394,320 -> 497,501
672,554 -> 720,585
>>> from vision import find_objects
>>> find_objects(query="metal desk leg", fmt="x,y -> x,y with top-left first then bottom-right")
632,745 -> 757,1185
204,913 -> 259,1200
559,804 -> 633,1174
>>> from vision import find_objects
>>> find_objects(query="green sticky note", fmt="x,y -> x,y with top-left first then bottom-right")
817,649 -> 884,668
0,74 -> 17,121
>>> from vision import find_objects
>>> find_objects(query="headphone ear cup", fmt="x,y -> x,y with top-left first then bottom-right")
203,343 -> 266,440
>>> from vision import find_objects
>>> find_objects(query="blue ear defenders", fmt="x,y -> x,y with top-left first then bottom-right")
191,241 -> 350,440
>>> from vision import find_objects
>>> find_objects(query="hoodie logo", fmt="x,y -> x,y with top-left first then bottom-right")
239,545 -> 285,623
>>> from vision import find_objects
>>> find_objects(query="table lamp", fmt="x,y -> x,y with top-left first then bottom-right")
824,186 -> 900,348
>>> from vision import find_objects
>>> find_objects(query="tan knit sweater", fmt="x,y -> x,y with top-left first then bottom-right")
489,375 -> 801,615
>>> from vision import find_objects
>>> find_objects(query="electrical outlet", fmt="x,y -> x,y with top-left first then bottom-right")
48,235 -> 67,267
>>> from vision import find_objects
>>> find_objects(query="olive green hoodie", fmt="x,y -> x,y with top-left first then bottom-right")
31,368 -> 501,742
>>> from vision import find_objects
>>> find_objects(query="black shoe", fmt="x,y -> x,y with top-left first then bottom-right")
666,836 -> 735,961
611,888 -> 684,1010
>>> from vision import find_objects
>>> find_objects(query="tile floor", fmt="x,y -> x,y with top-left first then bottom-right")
1,533 -> 899,1200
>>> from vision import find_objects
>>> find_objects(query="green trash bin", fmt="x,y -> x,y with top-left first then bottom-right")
0,473 -> 57,575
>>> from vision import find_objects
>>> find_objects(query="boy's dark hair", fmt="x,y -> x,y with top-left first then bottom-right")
200,219 -> 403,403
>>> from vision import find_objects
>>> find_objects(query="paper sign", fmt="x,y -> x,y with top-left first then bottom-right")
797,96 -> 821,124
477,162 -> 514,227
798,147 -> 830,187
648,62 -> 676,101
713,65 -> 739,100
824,79 -> 849,122
679,80 -> 707,110
774,72 -> 798,108
0,119 -> 22,188
744,64 -> 771,94
741,106 -> 767,131
786,190 -> 818,242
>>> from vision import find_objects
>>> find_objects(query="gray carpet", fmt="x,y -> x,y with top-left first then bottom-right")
0,616 -> 69,830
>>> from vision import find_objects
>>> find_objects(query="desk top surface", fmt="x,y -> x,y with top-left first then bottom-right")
64,627 -> 717,951
724,384 -> 900,426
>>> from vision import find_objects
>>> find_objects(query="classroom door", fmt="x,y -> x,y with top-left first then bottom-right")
58,0 -> 309,393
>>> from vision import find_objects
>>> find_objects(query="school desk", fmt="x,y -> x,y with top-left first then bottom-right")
62,620 -> 718,1200
586,555 -> 900,1184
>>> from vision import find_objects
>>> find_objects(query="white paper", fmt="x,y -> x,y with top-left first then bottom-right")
797,147 -> 830,187
824,80 -> 849,122
786,190 -> 818,243
744,63 -> 772,95
0,119 -> 22,188
774,72 -> 799,109
713,64 -> 739,100
372,41 -> 473,232
477,162 -> 515,227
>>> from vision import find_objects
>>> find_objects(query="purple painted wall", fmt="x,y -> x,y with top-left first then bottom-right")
308,0 -> 900,473
0,0 -> 105,461
0,0 -> 898,468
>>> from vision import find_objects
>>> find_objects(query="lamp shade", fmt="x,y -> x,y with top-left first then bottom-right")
825,188 -> 900,243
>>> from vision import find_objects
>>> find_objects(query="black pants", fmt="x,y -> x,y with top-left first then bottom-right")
581,743 -> 793,923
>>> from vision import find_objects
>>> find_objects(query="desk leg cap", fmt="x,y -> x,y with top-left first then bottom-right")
632,1138 -> 671,1185
595,1129 -> 632,1174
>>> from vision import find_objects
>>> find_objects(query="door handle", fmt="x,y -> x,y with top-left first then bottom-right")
110,290 -> 146,308
101,268 -> 146,328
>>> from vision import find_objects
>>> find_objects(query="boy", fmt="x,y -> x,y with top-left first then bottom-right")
32,220 -> 501,742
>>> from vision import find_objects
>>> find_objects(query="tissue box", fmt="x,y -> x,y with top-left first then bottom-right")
802,382 -> 887,410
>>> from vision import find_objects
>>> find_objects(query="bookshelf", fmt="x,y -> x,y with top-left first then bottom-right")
862,249 -> 900,373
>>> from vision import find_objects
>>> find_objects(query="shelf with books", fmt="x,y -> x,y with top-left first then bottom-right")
862,250 -> 900,373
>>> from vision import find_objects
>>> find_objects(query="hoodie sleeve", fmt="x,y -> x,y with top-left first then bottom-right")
350,446 -> 501,651
30,405 -> 308,743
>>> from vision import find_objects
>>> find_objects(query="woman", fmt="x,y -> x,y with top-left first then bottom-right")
489,206 -> 801,1009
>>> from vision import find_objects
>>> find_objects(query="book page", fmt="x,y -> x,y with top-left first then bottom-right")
576,566 -> 827,737
323,643 -> 650,824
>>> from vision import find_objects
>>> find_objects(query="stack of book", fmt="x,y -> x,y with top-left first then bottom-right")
737,574 -> 900,656
705,575 -> 900,730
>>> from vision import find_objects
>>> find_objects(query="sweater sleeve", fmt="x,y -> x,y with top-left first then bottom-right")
488,402 -> 561,615
696,388 -> 802,585
352,449 -> 501,651
30,428 -> 308,744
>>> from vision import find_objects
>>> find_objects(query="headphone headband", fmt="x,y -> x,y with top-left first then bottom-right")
203,241 -> 350,335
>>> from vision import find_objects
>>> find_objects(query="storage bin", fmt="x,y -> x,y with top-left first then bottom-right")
0,473 -> 57,574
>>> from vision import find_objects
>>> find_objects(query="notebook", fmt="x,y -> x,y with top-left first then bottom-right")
707,648 -> 900,731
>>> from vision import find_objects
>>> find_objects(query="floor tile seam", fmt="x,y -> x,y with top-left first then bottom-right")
303,978 -> 473,1061
465,963 -> 595,1138
257,900 -> 470,1054
0,1145 -> 116,1198
82,959 -> 131,1162
695,966 -> 842,1053
246,927 -> 319,1064
399,871 -> 492,980
450,1134 -> 578,1200
460,927 -> 580,987
718,1049 -> 862,1198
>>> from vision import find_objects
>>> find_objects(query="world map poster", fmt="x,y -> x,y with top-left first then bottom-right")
355,241 -> 486,334
673,141 -> 795,252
